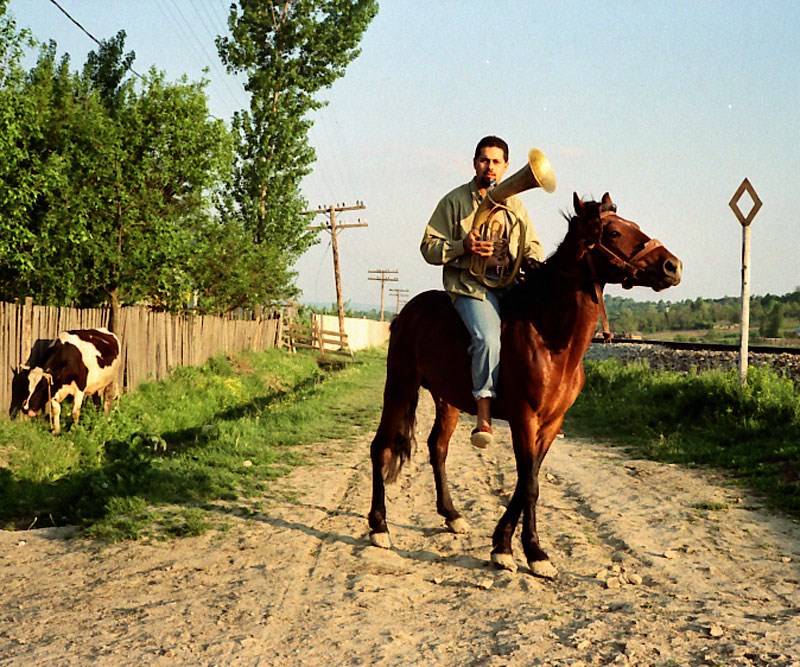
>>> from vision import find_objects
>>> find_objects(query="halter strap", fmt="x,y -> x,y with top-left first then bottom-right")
586,211 -> 665,342
585,253 -> 613,342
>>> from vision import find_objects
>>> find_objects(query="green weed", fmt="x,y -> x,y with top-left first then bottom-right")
567,359 -> 800,515
0,347 -> 387,540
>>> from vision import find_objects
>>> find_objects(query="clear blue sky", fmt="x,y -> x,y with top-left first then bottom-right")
9,1 -> 800,311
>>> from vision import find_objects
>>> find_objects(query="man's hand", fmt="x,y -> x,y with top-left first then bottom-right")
464,229 -> 494,257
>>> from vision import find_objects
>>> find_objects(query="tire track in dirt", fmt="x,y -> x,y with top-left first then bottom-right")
1,390 -> 799,666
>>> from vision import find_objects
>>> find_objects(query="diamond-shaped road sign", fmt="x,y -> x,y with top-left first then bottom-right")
729,178 -> 762,227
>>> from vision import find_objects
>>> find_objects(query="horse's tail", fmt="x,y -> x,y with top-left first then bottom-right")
383,388 -> 418,484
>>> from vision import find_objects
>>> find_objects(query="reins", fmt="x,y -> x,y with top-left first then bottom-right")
584,210 -> 665,342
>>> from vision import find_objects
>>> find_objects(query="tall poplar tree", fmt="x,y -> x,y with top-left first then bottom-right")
216,0 -> 378,298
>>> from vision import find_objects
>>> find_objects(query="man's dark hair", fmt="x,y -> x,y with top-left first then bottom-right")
474,136 -> 509,162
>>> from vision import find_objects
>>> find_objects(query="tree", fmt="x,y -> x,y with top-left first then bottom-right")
216,0 -> 379,301
0,28 -> 233,321
0,5 -> 46,293
760,302 -> 784,339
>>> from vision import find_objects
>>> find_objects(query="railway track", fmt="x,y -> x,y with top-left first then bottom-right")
592,336 -> 800,356
585,336 -> 800,383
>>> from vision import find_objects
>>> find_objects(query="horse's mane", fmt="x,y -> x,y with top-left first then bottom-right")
502,200 -> 601,320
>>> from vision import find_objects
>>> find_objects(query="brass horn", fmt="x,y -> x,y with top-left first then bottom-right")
469,148 -> 556,288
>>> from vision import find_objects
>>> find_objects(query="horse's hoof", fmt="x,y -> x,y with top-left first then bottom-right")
446,517 -> 470,534
529,559 -> 558,579
491,552 -> 518,573
369,531 -> 392,549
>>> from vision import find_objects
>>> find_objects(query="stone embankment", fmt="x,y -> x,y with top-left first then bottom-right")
584,341 -> 800,384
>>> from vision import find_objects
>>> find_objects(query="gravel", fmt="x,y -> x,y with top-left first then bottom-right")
584,342 -> 800,384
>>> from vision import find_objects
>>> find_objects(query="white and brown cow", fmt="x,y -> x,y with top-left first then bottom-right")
22,328 -> 121,435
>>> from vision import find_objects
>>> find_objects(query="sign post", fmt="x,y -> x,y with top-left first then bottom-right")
728,178 -> 762,384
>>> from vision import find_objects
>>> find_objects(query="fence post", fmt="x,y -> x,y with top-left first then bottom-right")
22,297 -> 33,367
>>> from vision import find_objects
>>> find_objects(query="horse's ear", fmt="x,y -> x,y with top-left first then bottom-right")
600,192 -> 616,213
573,192 -> 583,216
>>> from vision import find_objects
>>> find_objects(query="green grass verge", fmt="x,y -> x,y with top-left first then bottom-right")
0,347 -> 387,541
5,346 -> 798,540
566,359 -> 800,516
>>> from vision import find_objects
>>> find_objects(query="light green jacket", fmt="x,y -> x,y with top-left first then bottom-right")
420,179 -> 543,300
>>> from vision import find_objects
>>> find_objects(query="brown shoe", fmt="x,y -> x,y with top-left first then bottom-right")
470,424 -> 494,449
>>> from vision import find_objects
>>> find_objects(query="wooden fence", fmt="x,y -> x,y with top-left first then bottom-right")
0,299 -> 282,418
283,314 -> 353,359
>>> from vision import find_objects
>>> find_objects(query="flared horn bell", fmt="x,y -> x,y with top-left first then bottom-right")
492,148 -> 556,201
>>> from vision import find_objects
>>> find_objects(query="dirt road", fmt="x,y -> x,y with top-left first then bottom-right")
2,392 -> 799,666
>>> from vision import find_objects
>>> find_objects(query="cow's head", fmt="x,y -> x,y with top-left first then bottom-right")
21,366 -> 53,416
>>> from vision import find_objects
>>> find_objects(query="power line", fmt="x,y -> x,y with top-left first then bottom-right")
162,0 -> 248,110
46,0 -> 144,80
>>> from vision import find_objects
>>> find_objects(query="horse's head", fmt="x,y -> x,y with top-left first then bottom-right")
571,192 -> 682,291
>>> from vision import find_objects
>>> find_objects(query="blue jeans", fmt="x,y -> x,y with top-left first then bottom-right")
454,291 -> 502,400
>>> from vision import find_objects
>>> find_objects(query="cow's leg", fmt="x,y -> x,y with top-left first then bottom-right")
48,398 -> 62,436
71,390 -> 85,426
368,374 -> 420,549
427,398 -> 467,533
102,381 -> 118,413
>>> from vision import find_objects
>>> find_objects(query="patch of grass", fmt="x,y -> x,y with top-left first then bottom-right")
566,359 -> 800,516
0,346 -> 388,540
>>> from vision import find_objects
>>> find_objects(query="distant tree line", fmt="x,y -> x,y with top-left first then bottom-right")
0,1 -> 378,324
605,289 -> 800,340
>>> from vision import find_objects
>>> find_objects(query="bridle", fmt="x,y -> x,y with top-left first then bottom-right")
584,210 -> 665,341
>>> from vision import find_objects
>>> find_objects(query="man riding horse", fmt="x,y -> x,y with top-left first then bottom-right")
367,137 -> 681,578
420,136 -> 553,448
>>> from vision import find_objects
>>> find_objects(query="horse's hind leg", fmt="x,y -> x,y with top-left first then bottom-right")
368,376 -> 420,549
427,398 -> 468,534
368,429 -> 393,548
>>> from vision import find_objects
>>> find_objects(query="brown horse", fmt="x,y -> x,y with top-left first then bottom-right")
367,192 -> 682,578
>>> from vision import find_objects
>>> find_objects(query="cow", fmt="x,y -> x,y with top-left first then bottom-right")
22,328 -> 121,435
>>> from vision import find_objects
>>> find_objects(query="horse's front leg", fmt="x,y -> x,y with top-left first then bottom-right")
492,414 -> 558,578
491,483 -> 525,572
428,399 -> 468,534
519,457 -> 558,579
519,418 -> 560,579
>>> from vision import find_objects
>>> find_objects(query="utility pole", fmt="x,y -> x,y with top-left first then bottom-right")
389,287 -> 409,316
368,269 -> 398,322
305,202 -> 367,339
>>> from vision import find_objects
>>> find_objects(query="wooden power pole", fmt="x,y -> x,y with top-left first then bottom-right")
305,202 -> 367,339
368,269 -> 398,321
389,287 -> 409,316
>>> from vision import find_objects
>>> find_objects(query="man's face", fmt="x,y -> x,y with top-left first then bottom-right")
473,146 -> 509,189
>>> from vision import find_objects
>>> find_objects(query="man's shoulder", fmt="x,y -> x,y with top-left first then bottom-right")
439,181 -> 474,204
505,192 -> 530,213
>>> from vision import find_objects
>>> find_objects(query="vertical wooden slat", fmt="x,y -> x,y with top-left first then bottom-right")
0,302 -> 282,416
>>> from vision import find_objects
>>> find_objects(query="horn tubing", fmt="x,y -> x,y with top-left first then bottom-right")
469,147 -> 556,288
